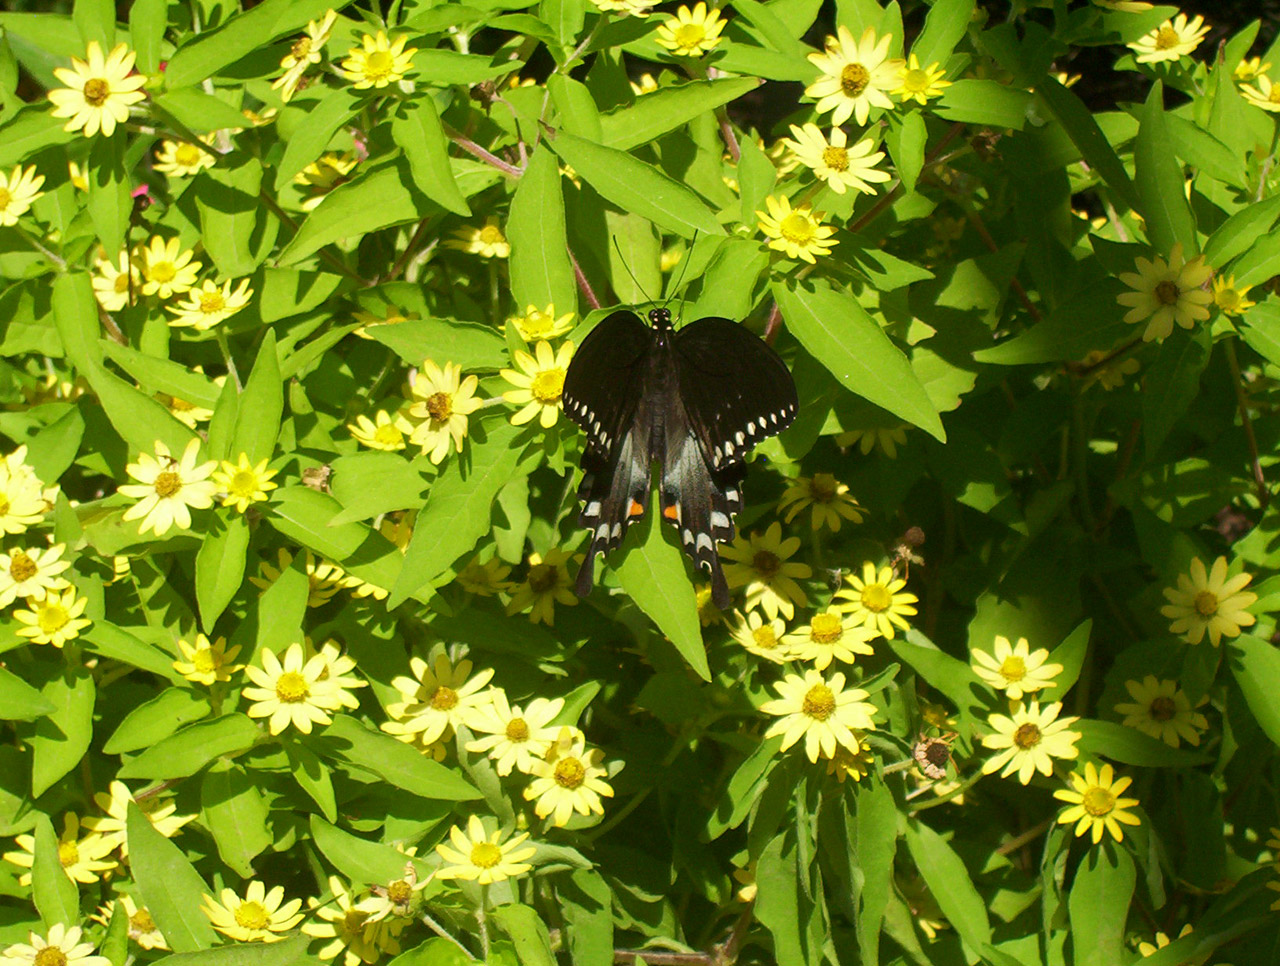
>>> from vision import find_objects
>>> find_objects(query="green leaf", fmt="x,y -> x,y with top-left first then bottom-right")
0,105 -> 78,168
391,98 -> 471,216
104,687 -> 212,754
1035,76 -> 1141,214
100,341 -> 222,408
0,666 -> 55,720
934,79 -> 1030,129
615,498 -> 708,680
285,741 -> 337,821
852,779 -> 897,964
598,78 -> 758,150
706,737 -> 781,839
117,714 -> 260,780
390,419 -> 525,606
1143,326 -> 1210,460
274,87 -> 365,189
411,49 -> 521,85
1076,719 -> 1211,768
1068,846 -> 1135,966
162,0 -> 334,87
26,408 -> 85,487
547,131 -> 726,239
128,0 -> 168,73
194,153 -> 277,278
152,88 -> 266,133
508,148 -> 577,318
904,820 -> 993,951
1241,302 -> 1280,367
1229,231 -> 1280,289
772,277 -> 944,441
548,75 -> 601,139
128,801 -> 218,952
310,815 -> 423,886
911,0 -> 973,65
30,665 -> 94,797
329,453 -> 428,525
1165,114 -> 1244,185
559,870 -> 614,966
50,271 -> 103,370
316,715 -> 480,801
1134,82 -> 1197,256
492,904 -> 557,966
32,814 -> 78,928
149,936 -> 310,966
86,134 -> 129,256
201,762 -> 272,877
83,621 -> 180,679
232,329 -> 282,464
890,630 -> 984,718
884,110 -> 925,194
1040,620 -> 1091,703
1203,195 -> 1280,269
366,318 -> 508,371
1229,635 -> 1280,747
973,278 -> 1129,365
196,511 -> 250,630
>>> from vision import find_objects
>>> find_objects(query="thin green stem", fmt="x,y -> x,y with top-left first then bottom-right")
215,328 -> 242,390
419,909 -> 477,960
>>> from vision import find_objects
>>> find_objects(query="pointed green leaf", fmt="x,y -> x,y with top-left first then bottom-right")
33,814 -> 78,928
196,511 -> 250,630
508,148 -> 577,318
391,98 -> 471,216
232,329 -> 282,463
30,665 -> 94,796
598,78 -> 757,150
1134,82 -> 1197,255
127,802 -> 217,952
201,762 -> 271,877
1068,846 -> 1136,966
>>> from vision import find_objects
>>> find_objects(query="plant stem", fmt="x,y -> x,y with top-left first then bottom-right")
1224,336 -> 1269,507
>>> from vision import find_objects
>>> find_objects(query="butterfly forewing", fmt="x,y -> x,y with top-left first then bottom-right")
672,317 -> 799,470
562,310 -> 653,457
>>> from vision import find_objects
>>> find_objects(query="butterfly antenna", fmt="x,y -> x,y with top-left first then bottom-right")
611,236 -> 654,307
663,229 -> 698,322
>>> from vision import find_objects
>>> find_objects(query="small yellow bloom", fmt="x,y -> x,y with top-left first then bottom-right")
759,668 -> 877,762
465,693 -> 565,776
47,41 -> 147,138
655,3 -> 726,57
777,473 -> 864,532
243,641 -> 359,735
297,153 -> 358,211
1113,675 -> 1208,748
523,728 -> 615,826
1137,924 -> 1194,957
506,548 -> 578,625
382,653 -> 496,747
783,609 -> 875,670
833,561 -> 917,640
14,587 -> 91,647
720,522 -> 812,621
166,277 -> 253,330
1079,349 -> 1140,391
1160,556 -> 1256,646
82,779 -> 195,857
272,9 -> 337,102
756,195 -> 837,263
212,453 -> 278,513
805,25 -> 903,126
593,0 -> 655,16
502,340 -> 576,428
91,894 -> 168,951
0,543 -> 72,608
137,235 -> 202,300
728,610 -> 794,663
891,54 -> 951,105
406,359 -> 483,464
509,303 -> 576,342
339,31 -> 418,89
153,137 -> 216,177
0,164 -> 46,226
1053,762 -> 1141,843
1116,243 -> 1213,342
444,217 -> 511,258
0,923 -> 113,966
455,553 -> 514,596
837,424 -> 909,458
970,635 -> 1062,701
3,813 -> 117,886
1235,56 -> 1271,83
249,548 -> 346,607
1127,13 -> 1210,64
1212,274 -> 1255,316
173,633 -> 244,685
782,124 -> 890,197
0,448 -> 56,535
92,250 -> 137,311
348,409 -> 411,451
982,700 -> 1081,785
118,438 -> 218,537
202,881 -> 304,942
435,815 -> 537,883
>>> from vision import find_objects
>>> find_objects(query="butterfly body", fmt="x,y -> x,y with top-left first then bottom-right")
563,307 -> 798,609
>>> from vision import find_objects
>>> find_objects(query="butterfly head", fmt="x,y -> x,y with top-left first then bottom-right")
647,307 -> 674,332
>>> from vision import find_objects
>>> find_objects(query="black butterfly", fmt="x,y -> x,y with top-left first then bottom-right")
562,307 -> 798,609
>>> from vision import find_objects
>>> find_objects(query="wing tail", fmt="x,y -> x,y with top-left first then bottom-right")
574,430 -> 651,598
661,433 -> 745,611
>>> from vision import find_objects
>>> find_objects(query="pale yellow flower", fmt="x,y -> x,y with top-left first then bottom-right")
1128,13 -> 1210,64
970,635 -> 1062,700
891,54 -> 951,105
92,250 -> 138,311
1113,675 -> 1208,748
782,124 -> 889,197
242,641 -> 353,735
1054,762 -> 1141,843
0,923 -> 111,966
0,164 -> 45,226
720,522 -> 812,620
0,448 -> 56,534
1116,244 -> 1213,342
502,340 -> 576,428
302,875 -> 403,965
212,453 -> 278,513
339,31 -> 417,89
249,548 -> 346,607
782,609 -> 876,670
444,217 -> 510,258
838,424 -> 909,458
348,409 -> 411,451
14,587 -> 91,647
777,473 -> 864,531
655,3 -> 726,57
523,728 -> 615,826
833,561 -> 917,639
1137,925 -> 1194,957
805,25 -> 903,126
756,195 -> 837,263
759,669 -> 877,762
272,9 -> 337,102
728,610 -> 794,663
202,881 -> 304,942
153,137 -> 215,177
382,654 -> 496,747
91,895 -> 168,951
82,780 -> 195,857
455,554 -> 514,596
166,277 -> 252,330
0,543 -> 71,608
118,438 -> 218,536
4,814 -> 116,885
1160,556 -> 1256,646
509,303 -> 575,342
434,815 -> 537,883
173,633 -> 244,685
465,693 -> 564,776
297,153 -> 358,211
137,235 -> 202,299
47,41 -> 147,137
406,359 -> 483,464
1235,56 -> 1271,83
981,700 -> 1081,784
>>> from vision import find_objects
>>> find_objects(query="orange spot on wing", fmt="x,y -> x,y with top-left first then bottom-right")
628,499 -> 646,517
663,504 -> 680,521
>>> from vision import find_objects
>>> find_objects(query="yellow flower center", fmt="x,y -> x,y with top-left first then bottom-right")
779,212 -> 816,244
425,391 -> 452,421
387,880 -> 413,904
821,146 -> 849,172
809,474 -> 838,502
193,647 -> 217,673
38,602 -> 70,634
34,949 -> 67,966
230,470 -> 258,496
234,899 -> 271,930
470,841 -> 503,868
57,839 -> 79,867
149,261 -> 176,284
114,273 -> 131,294
1082,786 -> 1115,816
751,625 -> 779,650
752,550 -> 781,578
431,685 -> 459,711
365,50 -> 394,79
1270,87 -> 1280,105
374,423 -> 403,446
0,188 -> 11,210
1013,722 -> 1042,749
902,67 -> 931,93
131,908 -> 157,934
275,670 -> 310,703
1149,695 -> 1177,721
169,398 -> 195,414
840,63 -> 869,96
860,583 -> 892,613
530,368 -> 566,404
153,469 -> 182,498
809,613 -> 844,645
175,144 -> 203,166
0,495 -> 10,516
479,225 -> 504,245
521,311 -> 554,337
83,77 -> 111,106
1217,288 -> 1239,310
9,550 -> 35,582
674,23 -> 707,48
341,908 -> 367,934
506,717 -> 530,741
802,683 -> 835,720
1154,279 -> 1181,305
1194,590 -> 1218,616
528,562 -> 559,594
198,291 -> 226,313
1153,25 -> 1181,50
554,755 -> 586,789
291,37 -> 314,60
998,655 -> 1027,682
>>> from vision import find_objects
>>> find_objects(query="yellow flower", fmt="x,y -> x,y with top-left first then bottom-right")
695,583 -> 726,626
14,587 -> 91,647
348,409 -> 411,451
728,609 -> 794,663
455,553 -> 514,596
970,635 -> 1062,701
782,124 -> 889,197
465,693 -> 564,776
435,815 -> 537,884
502,340 -> 576,428
0,448 -> 56,534
1128,13 -> 1210,64
302,875 -> 403,965
756,195 -> 837,263
153,137 -> 215,177
509,303 -> 575,342
594,0 -> 655,15
406,359 -> 483,464
339,31 -> 418,89
1113,675 -> 1208,748
243,641 -> 356,735
160,392 -> 215,428
173,633 -> 244,685
1160,556 -> 1257,646
833,561 -> 917,640
249,548 -> 346,607
1137,924 -> 1194,957
805,25 -> 903,126
1115,243 -> 1213,342
355,848 -> 431,922
382,653 -> 496,747
825,736 -> 876,783
837,424 -> 909,457
272,9 -> 337,102
981,700 -> 1081,784
91,895 -> 168,950
297,153 -> 358,210
1079,349 -> 1140,391
506,548 -> 579,624
202,881 -> 304,942
118,438 -> 218,537
92,250 -> 137,311
1235,56 -> 1271,83
0,164 -> 45,226
631,72 -> 660,95
720,522 -> 812,620
305,638 -> 368,709
0,923 -> 112,966
777,473 -> 864,532
444,217 -> 511,258
1212,274 -> 1255,316
523,728 -> 615,826
783,609 -> 875,670
166,277 -> 253,329
0,543 -> 72,608
47,41 -> 147,138
3,813 -> 117,886
654,3 -> 726,57
212,453 -> 279,513
891,54 -> 952,105
759,668 -> 877,762
82,780 -> 195,857
1053,762 -> 1141,843
137,235 -> 202,299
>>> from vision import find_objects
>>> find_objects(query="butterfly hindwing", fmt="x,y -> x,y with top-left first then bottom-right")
562,310 -> 653,458
673,317 -> 799,470
574,417 -> 654,598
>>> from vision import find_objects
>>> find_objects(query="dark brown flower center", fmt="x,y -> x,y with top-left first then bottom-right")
425,392 -> 452,421
1154,280 -> 1181,305
528,563 -> 558,594
1013,723 -> 1041,749
752,550 -> 781,578
840,63 -> 869,96
1149,696 -> 1177,721
154,470 -> 182,498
